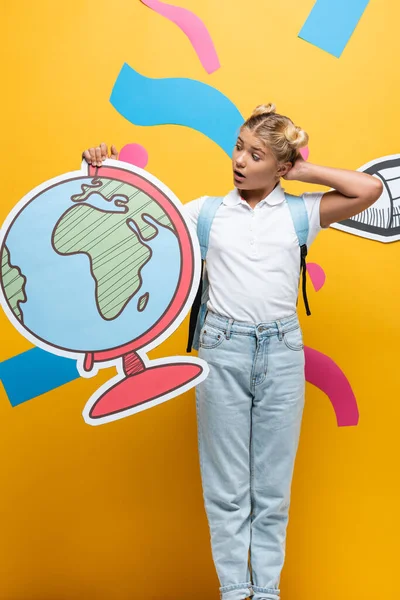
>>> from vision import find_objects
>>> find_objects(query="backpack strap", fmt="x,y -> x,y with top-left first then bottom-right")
284,193 -> 311,316
197,196 -> 225,259
187,196 -> 224,352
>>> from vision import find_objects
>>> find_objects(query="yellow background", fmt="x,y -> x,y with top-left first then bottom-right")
1,1 -> 399,598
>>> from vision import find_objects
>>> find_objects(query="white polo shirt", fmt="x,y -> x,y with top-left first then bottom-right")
183,184 -> 324,324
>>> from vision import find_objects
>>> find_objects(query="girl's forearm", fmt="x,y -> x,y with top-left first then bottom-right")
297,162 -> 380,199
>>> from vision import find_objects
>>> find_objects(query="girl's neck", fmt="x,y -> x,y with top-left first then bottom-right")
240,181 -> 279,209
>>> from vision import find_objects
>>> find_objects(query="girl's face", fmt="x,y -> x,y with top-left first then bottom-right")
232,128 -> 289,193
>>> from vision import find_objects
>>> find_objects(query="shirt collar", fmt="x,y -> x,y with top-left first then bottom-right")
223,183 -> 286,208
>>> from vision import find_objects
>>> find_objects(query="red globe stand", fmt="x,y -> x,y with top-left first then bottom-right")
86,351 -> 203,420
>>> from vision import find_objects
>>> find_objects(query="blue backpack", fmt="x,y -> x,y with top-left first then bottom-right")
187,194 -> 311,352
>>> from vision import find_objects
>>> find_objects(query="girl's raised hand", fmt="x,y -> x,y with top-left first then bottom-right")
82,143 -> 119,167
283,156 -> 307,181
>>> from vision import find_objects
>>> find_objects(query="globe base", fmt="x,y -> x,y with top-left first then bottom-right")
85,361 -> 205,424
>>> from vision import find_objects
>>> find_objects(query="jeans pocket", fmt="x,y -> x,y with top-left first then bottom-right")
199,325 -> 225,349
283,326 -> 304,351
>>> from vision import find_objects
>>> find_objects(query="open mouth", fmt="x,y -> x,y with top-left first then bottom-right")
234,170 -> 245,180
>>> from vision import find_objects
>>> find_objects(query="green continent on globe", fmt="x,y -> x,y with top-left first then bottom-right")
0,244 -> 27,322
52,178 -> 176,321
70,178 -> 176,239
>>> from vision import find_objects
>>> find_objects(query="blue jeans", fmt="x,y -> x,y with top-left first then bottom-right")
196,312 -> 305,600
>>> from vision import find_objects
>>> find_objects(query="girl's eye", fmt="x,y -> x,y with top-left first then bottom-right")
252,154 -> 260,161
236,144 -> 242,151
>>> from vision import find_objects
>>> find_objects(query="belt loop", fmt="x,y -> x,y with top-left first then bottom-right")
276,319 -> 283,341
225,318 -> 234,340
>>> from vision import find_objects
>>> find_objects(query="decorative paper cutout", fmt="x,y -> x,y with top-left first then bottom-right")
0,160 -> 209,425
140,0 -> 220,74
0,347 -> 79,407
300,146 -> 310,161
305,346 -> 359,427
119,143 -> 149,168
110,63 -> 244,157
331,154 -> 400,243
299,0 -> 370,58
307,262 -> 326,292
302,261 -> 358,427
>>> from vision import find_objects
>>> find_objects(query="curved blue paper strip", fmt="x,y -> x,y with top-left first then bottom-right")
110,63 -> 244,157
0,347 -> 79,407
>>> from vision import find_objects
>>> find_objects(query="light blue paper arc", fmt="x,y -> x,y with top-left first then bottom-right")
110,63 -> 244,157
299,0 -> 370,58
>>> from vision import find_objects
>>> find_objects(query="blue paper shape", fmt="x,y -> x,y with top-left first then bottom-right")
110,63 -> 244,157
0,348 -> 79,407
299,0 -> 370,58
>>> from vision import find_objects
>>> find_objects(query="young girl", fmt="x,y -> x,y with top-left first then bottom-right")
83,104 -> 382,600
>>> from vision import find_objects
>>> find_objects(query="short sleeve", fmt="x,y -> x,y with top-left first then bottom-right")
302,192 -> 325,246
182,196 -> 207,231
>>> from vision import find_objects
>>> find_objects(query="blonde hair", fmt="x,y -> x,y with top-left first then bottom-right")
242,103 -> 309,164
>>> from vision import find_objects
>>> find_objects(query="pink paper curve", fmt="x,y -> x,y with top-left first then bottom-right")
307,262 -> 326,292
300,146 -> 310,160
119,143 -> 149,168
305,346 -> 359,427
140,0 -> 220,74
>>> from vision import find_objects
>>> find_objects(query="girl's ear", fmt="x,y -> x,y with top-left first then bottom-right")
277,161 -> 292,178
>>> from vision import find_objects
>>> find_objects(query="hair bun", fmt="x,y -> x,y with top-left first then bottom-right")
251,103 -> 277,118
284,123 -> 309,150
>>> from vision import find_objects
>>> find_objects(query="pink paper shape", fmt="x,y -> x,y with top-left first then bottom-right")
307,262 -> 326,292
304,346 -> 359,427
300,146 -> 310,160
140,0 -> 220,74
119,143 -> 149,168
